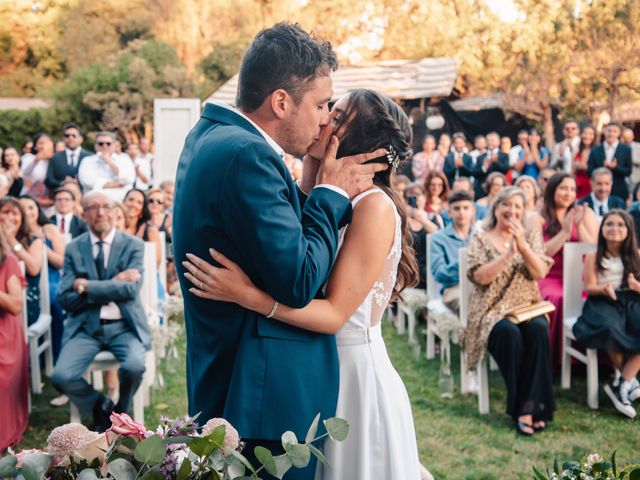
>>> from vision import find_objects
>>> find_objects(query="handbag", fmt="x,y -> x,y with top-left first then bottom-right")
505,301 -> 556,324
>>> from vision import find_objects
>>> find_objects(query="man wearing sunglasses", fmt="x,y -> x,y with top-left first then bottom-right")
552,120 -> 581,173
78,131 -> 136,202
45,123 -> 93,194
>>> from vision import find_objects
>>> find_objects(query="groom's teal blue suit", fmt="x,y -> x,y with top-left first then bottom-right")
173,103 -> 351,442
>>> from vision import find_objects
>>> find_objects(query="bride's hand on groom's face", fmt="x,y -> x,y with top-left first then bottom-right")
317,136 -> 389,199
182,249 -> 254,304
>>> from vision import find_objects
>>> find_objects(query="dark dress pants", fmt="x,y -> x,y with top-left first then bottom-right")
487,316 -> 555,421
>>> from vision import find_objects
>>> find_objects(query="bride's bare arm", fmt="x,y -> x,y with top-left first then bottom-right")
183,194 -> 395,334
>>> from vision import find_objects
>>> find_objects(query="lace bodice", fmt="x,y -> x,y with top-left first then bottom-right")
334,188 -> 402,335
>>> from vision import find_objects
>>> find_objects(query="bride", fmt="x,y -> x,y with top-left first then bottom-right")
182,89 -> 430,480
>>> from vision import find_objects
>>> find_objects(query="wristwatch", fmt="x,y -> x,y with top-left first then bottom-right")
12,243 -> 23,253
77,280 -> 87,294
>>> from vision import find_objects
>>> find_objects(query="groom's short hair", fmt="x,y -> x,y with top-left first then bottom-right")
236,22 -> 338,113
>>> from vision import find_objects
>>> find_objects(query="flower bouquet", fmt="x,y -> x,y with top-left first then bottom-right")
0,412 -> 348,480
533,452 -> 640,480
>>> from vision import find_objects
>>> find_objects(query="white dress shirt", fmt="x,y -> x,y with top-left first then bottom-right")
590,193 -> 609,218
89,228 -> 122,320
553,136 -> 580,173
215,102 -> 348,199
133,155 -> 153,190
55,212 -> 74,234
78,153 -> 136,202
65,147 -> 82,168
604,141 -> 619,165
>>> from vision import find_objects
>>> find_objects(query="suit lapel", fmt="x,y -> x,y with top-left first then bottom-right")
106,231 -> 125,279
81,235 -> 99,280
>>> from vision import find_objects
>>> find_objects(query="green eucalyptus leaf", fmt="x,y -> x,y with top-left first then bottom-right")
612,451 -> 617,477
225,454 -> 245,479
139,466 -> 164,480
305,413 -> 321,444
531,466 -> 547,480
120,436 -> 138,451
281,431 -> 297,449
165,436 -> 193,445
323,418 -> 349,442
229,450 -> 257,476
272,454 -> 292,479
134,435 -> 166,466
283,444 -> 310,468
308,444 -> 329,468
204,426 -> 226,447
20,454 -> 52,480
176,458 -> 191,480
108,458 -> 137,480
0,455 -> 18,477
254,447 -> 277,477
553,458 -> 559,475
76,469 -> 99,480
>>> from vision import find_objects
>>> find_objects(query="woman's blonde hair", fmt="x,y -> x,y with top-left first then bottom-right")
483,186 -> 527,230
514,175 -> 540,204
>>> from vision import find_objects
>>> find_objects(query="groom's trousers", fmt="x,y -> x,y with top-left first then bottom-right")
243,439 -> 318,480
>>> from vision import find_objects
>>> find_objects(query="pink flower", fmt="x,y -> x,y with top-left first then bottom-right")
106,412 -> 152,445
46,423 -> 107,465
201,418 -> 240,452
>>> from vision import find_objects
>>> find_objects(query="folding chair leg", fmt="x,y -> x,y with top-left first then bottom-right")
489,355 -> 498,371
426,328 -> 436,360
460,350 -> 469,394
44,330 -> 54,376
29,337 -> 42,394
407,311 -> 417,345
70,402 -> 81,423
561,330 -> 572,389
586,348 -> 599,409
478,359 -> 490,415
133,388 -> 145,423
396,308 -> 406,334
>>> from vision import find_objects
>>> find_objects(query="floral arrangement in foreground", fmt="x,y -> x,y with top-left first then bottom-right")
533,452 -> 640,480
0,412 -> 348,480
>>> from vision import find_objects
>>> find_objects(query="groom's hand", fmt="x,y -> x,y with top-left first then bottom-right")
317,136 -> 388,199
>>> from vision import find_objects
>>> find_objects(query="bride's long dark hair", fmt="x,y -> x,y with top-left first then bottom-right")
334,89 -> 420,300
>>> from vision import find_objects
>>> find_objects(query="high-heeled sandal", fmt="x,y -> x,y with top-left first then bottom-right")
532,421 -> 546,432
516,421 -> 534,436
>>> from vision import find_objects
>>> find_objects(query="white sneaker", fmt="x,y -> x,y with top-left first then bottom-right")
628,377 -> 640,402
49,394 -> 69,407
604,380 -> 637,419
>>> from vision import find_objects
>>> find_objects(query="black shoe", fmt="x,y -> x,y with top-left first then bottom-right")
604,380 -> 637,419
515,421 -> 534,436
92,394 -> 115,432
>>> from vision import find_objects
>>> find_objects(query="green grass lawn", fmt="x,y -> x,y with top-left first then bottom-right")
19,321 -> 640,479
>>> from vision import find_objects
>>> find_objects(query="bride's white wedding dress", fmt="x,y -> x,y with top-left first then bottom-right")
315,188 -> 422,480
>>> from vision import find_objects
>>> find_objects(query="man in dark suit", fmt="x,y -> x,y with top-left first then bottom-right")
473,131 -> 509,198
173,23 -> 386,480
45,123 -> 92,194
443,132 -> 473,188
49,187 -> 88,239
587,122 -> 632,201
578,167 -> 626,218
51,191 -> 148,432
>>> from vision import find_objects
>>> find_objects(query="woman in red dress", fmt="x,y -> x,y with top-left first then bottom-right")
573,126 -> 596,200
0,228 -> 28,451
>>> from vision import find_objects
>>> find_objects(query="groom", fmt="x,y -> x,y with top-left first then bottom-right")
173,22 -> 386,478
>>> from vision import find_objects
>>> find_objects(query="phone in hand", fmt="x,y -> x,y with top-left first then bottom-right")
406,195 -> 417,208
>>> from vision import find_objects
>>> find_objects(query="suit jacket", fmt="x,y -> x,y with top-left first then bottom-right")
49,214 -> 88,239
443,152 -> 473,188
172,103 -> 352,440
472,151 -> 510,198
577,194 -> 626,213
57,230 -> 150,349
45,149 -> 92,193
587,143 -> 632,200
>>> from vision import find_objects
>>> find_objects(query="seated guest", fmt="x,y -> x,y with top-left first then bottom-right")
147,187 -> 172,256
577,167 -> 626,219
588,122 -> 632,202
451,176 -> 487,221
424,170 -> 449,220
21,133 -> 54,206
51,191 -> 148,432
392,174 -> 410,199
476,172 -> 506,209
1,147 -> 24,197
412,134 -> 443,183
45,123 -> 92,194
159,180 -> 175,213
406,183 -> 439,289
473,132 -> 509,199
126,143 -> 152,190
464,186 -> 554,435
469,134 -> 487,164
443,133 -> 472,188
531,172 -> 598,369
123,188 -> 162,267
0,197 -> 44,326
0,228 -> 28,450
49,188 -> 88,239
78,132 -> 136,203
574,210 -> 640,418
514,175 -> 541,226
61,180 -> 84,216
430,191 -> 475,313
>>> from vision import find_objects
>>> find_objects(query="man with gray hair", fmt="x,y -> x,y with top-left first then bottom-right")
622,128 -> 640,184
78,131 -> 136,202
578,167 -> 626,218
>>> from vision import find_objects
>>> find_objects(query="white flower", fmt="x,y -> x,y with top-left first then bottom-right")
47,423 -> 107,464
587,453 -> 603,466
201,418 -> 240,452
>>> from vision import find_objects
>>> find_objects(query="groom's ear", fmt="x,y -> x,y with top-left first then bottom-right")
270,89 -> 290,120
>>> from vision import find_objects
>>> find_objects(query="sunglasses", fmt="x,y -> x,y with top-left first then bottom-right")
64,133 -> 79,138
148,198 -> 163,205
96,141 -> 112,147
540,177 -> 552,182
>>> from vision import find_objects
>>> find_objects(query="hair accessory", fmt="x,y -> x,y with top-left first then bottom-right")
386,145 -> 400,170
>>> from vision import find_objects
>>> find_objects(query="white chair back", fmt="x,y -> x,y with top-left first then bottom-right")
38,245 -> 50,316
426,235 -> 442,302
19,261 -> 28,342
562,243 -> 595,321
142,241 -> 159,325
158,231 -> 167,292
458,247 -> 470,327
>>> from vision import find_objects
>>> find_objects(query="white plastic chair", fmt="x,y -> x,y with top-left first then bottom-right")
458,247 -> 490,414
425,235 -> 458,359
69,351 -> 144,423
561,242 -> 599,409
26,247 -> 53,394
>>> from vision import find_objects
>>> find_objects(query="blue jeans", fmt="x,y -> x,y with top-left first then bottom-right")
51,321 -> 146,415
